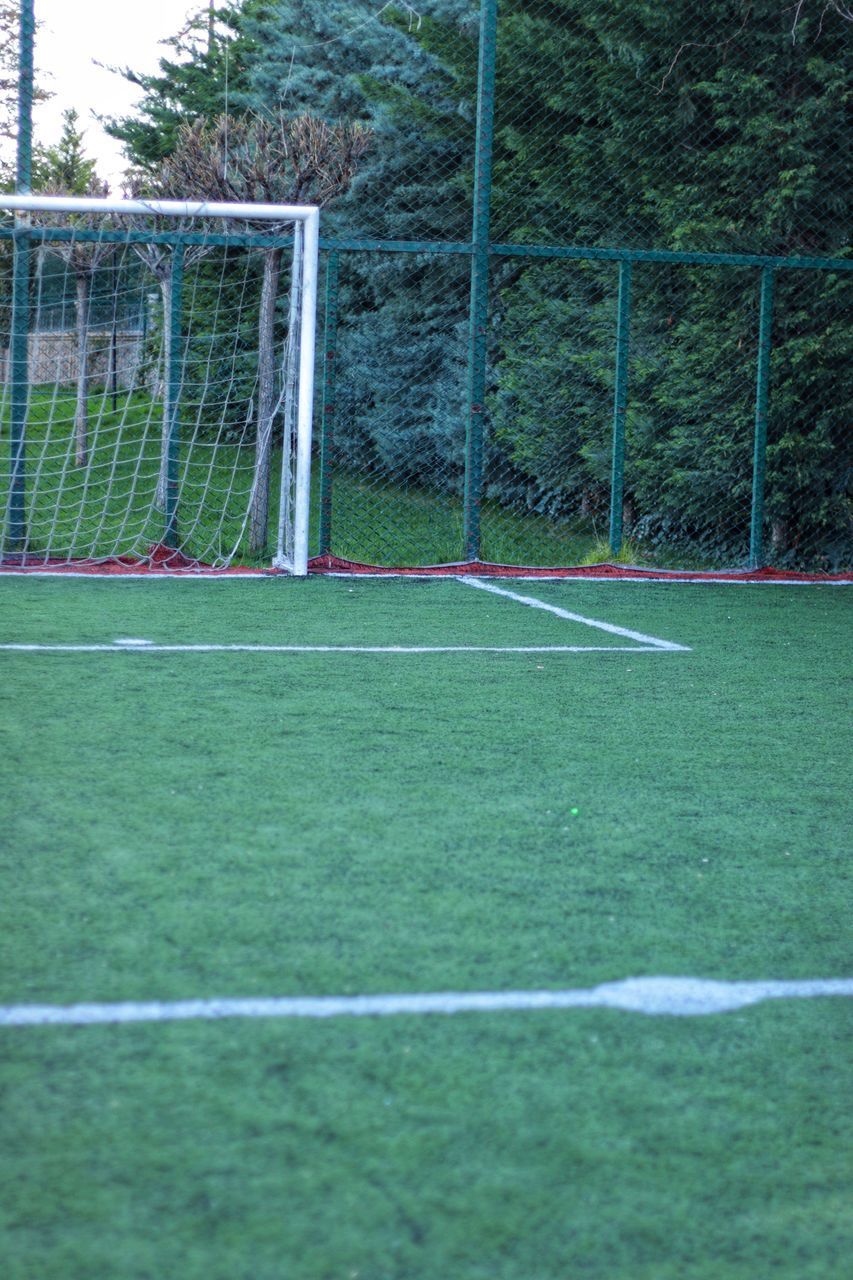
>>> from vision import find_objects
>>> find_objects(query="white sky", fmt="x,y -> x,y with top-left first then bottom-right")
32,0 -> 199,189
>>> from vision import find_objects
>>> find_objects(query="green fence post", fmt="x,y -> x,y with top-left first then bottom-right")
749,266 -> 775,569
7,225 -> 32,553
318,251 -> 339,556
164,244 -> 184,549
609,259 -> 632,558
6,0 -> 35,553
15,0 -> 34,194
463,0 -> 498,562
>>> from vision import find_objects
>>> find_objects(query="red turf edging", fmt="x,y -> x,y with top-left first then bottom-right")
0,546 -> 849,583
307,554 -> 851,584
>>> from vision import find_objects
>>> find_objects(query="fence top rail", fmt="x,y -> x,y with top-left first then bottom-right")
489,242 -> 852,272
0,226 -> 301,250
0,195 -> 320,223
320,236 -> 850,273
318,236 -> 850,272
319,237 -> 475,255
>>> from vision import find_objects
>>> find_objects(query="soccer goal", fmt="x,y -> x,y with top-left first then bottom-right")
0,195 -> 319,574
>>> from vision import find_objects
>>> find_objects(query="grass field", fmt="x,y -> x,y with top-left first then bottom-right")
1,574 -> 851,1279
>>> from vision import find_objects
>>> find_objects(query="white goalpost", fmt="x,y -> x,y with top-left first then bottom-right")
0,195 -> 320,575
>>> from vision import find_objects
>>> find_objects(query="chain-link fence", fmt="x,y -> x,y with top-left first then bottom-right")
303,0 -> 851,573
3,0 -> 850,572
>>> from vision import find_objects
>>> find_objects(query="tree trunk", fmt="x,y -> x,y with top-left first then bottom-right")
250,246 -> 283,553
771,518 -> 789,555
74,273 -> 91,466
155,276 -> 172,509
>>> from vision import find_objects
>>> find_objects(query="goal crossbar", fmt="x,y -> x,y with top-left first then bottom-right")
1,195 -> 319,225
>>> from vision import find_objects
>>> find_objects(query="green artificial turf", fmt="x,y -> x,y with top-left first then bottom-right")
3,1005 -> 851,1280
1,576 -> 851,1278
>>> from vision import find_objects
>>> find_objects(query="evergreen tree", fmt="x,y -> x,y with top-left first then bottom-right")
33,109 -> 98,194
104,1 -> 264,172
0,2 -> 52,344
0,0 -> 22,176
487,0 -> 852,565
0,0 -> 52,183
247,2 -> 479,502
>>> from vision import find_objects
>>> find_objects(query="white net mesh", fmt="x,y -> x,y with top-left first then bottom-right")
0,199 -> 317,572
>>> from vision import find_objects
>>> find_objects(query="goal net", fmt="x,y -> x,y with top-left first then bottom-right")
0,195 -> 319,574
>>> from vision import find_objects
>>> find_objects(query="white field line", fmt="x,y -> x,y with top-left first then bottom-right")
2,978 -> 851,1027
0,570 -> 267,579
459,575 -> 691,651
0,643 -> 674,654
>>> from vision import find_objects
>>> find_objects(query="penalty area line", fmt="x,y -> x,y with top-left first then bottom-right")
459,575 -> 691,651
2,978 -> 852,1027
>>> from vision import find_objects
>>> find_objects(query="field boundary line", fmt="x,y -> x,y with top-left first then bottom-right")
1,643 -> 683,654
2,978 -> 851,1027
459,576 -> 691,651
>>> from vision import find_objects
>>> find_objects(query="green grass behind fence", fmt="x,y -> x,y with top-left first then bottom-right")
1,391 -> 705,568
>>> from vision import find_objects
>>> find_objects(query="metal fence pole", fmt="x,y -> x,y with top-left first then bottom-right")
463,0 -> 498,562
6,0 -> 35,552
15,0 -> 33,194
318,251 -> 339,556
7,226 -> 32,552
164,245 -> 185,549
749,266 -> 775,569
609,259 -> 632,557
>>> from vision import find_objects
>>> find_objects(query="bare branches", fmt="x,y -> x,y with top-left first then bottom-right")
658,1 -> 851,92
657,7 -> 752,94
789,0 -> 853,42
119,172 -> 213,278
155,113 -> 372,222
30,177 -> 114,275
